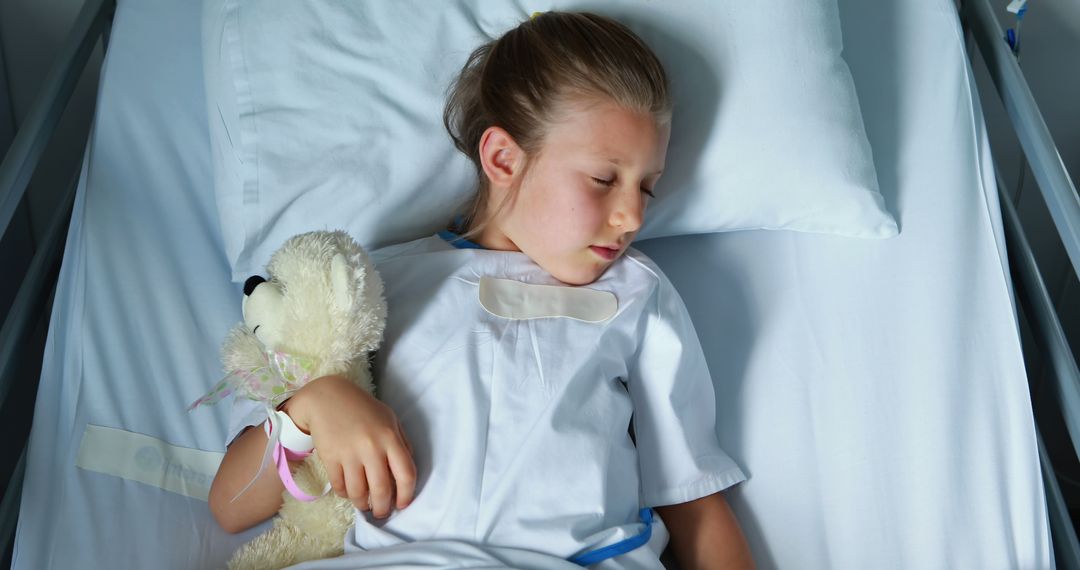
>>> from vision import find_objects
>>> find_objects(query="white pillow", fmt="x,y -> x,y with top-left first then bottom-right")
203,0 -> 897,282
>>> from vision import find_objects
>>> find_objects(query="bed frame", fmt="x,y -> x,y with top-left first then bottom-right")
0,0 -> 1076,565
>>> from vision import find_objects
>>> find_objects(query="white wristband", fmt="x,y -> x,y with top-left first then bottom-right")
265,409 -> 314,452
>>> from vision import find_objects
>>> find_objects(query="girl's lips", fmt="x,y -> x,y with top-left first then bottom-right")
590,245 -> 618,260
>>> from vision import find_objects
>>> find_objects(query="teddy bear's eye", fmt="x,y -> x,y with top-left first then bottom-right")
253,325 -> 261,335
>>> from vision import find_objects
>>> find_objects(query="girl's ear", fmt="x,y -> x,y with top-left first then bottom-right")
478,126 -> 524,192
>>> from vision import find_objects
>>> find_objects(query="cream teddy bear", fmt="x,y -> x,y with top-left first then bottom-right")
195,230 -> 386,570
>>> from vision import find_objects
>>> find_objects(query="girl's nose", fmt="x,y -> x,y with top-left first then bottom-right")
610,188 -> 644,232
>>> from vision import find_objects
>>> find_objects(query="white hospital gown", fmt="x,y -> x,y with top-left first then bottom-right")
228,235 -> 745,567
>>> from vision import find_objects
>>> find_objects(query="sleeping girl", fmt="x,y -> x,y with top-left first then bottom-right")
209,11 -> 753,569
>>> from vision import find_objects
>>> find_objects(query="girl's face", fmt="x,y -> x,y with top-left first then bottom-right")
476,100 -> 670,285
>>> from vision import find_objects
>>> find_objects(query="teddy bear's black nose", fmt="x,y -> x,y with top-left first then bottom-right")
243,275 -> 266,296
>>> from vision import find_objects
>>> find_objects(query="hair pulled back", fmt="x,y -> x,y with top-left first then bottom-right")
443,11 -> 672,239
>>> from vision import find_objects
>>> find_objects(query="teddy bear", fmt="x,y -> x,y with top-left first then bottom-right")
191,230 -> 386,570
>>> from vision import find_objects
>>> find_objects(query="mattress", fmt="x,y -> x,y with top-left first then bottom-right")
12,0 -> 1051,568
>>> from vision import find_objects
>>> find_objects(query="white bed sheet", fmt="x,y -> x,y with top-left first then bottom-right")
12,0 -> 1051,568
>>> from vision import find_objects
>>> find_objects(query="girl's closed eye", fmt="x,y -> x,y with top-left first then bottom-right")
590,176 -> 657,198
591,176 -> 615,187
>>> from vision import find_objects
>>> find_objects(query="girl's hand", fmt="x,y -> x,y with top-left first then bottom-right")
282,375 -> 416,518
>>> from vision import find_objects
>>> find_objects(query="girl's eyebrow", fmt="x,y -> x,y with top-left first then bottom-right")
605,157 -> 664,176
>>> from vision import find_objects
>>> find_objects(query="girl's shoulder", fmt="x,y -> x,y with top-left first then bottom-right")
617,247 -> 665,283
369,234 -> 452,266
587,247 -> 674,312
369,237 -> 673,308
601,247 -> 671,293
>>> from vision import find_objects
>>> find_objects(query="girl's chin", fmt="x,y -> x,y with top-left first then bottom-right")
558,264 -> 609,286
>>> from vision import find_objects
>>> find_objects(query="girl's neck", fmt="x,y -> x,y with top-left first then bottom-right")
438,226 -> 485,250
472,223 -> 519,252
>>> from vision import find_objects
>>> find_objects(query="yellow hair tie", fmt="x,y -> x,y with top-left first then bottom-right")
531,11 -> 543,20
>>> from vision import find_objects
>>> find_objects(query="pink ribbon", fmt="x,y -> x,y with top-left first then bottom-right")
187,348 -> 329,502
267,418 -> 325,502
226,406 -> 331,503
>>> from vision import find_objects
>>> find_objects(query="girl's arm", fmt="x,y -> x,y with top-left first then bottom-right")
655,492 -> 755,570
208,423 -> 289,533
208,375 -> 416,534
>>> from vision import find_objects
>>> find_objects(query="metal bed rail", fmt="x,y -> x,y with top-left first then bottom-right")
999,168 -> 1080,568
0,0 -> 113,559
962,0 -> 1080,566
0,0 -> 110,243
961,0 -> 1080,281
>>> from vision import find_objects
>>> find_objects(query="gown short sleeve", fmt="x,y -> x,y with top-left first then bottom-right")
626,268 -> 747,507
225,395 -> 266,446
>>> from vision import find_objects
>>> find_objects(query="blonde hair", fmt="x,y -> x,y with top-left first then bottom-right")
443,11 -> 672,240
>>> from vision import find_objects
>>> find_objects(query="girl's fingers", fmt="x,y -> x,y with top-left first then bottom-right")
397,420 -> 413,455
327,462 -> 347,499
365,458 -> 393,518
344,463 -> 370,511
388,442 -> 417,509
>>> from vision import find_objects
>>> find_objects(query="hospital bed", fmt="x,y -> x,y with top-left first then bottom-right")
1,0 -> 1077,567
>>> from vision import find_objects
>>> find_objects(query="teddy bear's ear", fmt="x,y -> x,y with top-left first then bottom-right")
330,253 -> 353,311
